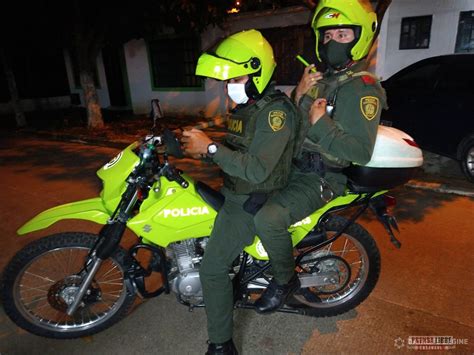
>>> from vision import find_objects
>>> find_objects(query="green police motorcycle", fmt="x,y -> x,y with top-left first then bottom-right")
1,124 -> 422,339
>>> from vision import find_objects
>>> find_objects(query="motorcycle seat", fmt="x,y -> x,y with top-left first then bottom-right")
196,181 -> 225,211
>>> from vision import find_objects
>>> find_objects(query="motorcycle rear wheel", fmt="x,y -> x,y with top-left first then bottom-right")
1,232 -> 136,339
292,215 -> 381,317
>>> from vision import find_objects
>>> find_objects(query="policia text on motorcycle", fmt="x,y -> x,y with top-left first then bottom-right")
182,30 -> 298,355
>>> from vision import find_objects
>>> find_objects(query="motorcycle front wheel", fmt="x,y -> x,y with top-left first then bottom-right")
292,215 -> 381,317
1,232 -> 136,339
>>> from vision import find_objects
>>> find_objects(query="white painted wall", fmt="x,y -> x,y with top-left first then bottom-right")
123,38 -> 228,118
376,0 -> 474,80
123,6 -> 312,117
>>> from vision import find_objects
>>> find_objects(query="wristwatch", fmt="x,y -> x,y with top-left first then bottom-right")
207,142 -> 218,157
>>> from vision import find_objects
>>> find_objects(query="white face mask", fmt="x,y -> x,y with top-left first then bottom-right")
227,83 -> 249,104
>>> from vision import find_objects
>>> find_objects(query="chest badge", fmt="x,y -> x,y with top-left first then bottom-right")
360,96 -> 379,121
268,110 -> 286,132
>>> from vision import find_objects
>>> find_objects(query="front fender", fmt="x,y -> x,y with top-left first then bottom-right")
17,197 -> 111,235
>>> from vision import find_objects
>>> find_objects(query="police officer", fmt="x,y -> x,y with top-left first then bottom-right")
182,30 -> 298,354
253,0 -> 388,314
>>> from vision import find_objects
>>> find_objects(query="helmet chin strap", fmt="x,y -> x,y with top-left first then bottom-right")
330,59 -> 356,72
245,75 -> 262,100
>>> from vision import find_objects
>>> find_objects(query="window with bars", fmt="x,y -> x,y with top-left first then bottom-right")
455,11 -> 474,53
399,15 -> 432,50
148,36 -> 201,89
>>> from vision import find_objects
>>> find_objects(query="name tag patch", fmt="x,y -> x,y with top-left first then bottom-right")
227,118 -> 244,135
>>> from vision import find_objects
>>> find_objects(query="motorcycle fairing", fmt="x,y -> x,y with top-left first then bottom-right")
97,143 -> 140,212
17,144 -> 140,236
17,197 -> 111,235
127,174 -> 218,246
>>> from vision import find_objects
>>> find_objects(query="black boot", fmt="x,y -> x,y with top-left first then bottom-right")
254,274 -> 300,314
206,339 -> 238,355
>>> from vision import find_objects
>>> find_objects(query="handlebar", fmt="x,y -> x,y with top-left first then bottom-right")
137,128 -> 189,188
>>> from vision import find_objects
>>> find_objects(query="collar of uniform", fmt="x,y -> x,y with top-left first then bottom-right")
233,82 -> 278,113
325,61 -> 368,82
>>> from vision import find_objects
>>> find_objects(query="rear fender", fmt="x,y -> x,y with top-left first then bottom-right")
17,197 -> 111,235
244,190 -> 388,259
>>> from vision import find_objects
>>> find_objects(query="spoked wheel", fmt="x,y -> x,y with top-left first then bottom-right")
1,233 -> 135,339
292,215 -> 381,317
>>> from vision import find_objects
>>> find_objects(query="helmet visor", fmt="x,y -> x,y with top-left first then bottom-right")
195,53 -> 259,81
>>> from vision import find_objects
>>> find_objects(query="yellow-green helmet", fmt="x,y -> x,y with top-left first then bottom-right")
312,0 -> 377,61
195,29 -> 276,94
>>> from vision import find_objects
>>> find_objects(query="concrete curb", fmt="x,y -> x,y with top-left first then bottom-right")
405,180 -> 474,198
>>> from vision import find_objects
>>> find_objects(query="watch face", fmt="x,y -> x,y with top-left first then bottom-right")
208,143 -> 218,154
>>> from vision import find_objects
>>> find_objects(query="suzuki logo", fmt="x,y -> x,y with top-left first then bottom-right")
159,206 -> 210,218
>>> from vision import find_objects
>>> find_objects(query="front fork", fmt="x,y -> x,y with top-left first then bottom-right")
67,184 -> 138,315
67,222 -> 127,315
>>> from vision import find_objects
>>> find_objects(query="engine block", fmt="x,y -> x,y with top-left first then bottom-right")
167,238 -> 207,305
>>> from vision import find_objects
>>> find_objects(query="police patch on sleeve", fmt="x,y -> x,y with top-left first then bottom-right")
360,96 -> 379,120
268,110 -> 286,132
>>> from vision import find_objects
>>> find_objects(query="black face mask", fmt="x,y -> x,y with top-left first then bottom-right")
319,40 -> 356,70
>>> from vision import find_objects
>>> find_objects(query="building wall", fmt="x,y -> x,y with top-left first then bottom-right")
123,38 -> 227,118
377,0 -> 474,80
124,6 -> 312,117
63,1 -> 472,116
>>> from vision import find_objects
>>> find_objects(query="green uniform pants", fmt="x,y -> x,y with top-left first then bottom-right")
199,189 -> 256,344
200,171 -> 333,343
254,170 -> 330,284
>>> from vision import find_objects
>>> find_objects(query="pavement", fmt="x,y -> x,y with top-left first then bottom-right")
0,131 -> 473,354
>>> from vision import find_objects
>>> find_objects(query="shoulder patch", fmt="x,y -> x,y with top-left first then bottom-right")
268,110 -> 286,132
360,96 -> 379,120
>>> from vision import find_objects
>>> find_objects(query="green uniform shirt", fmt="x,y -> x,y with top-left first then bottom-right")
213,86 -> 296,192
296,63 -> 387,191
